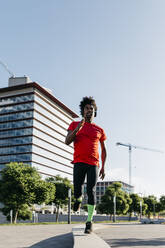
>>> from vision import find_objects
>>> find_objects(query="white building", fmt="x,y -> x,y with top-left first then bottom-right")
0,76 -> 78,180
83,180 -> 134,204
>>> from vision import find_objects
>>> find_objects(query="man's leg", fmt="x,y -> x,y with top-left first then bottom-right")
85,165 -> 98,233
73,163 -> 87,211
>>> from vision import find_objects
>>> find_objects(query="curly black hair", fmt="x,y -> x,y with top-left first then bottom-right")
79,96 -> 97,117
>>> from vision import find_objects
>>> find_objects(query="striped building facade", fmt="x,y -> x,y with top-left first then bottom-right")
0,77 -> 78,180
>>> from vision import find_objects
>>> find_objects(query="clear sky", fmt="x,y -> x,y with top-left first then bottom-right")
0,0 -> 165,199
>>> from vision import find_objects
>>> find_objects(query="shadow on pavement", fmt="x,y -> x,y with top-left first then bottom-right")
111,223 -> 141,225
98,223 -> 141,227
28,232 -> 74,248
106,238 -> 165,247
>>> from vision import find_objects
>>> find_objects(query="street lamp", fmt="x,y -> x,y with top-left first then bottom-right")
138,193 -> 143,222
140,200 -> 142,222
113,193 -> 116,222
153,202 -> 156,218
68,188 -> 71,224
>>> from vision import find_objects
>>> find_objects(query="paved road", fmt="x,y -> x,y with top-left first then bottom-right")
0,224 -> 75,248
95,223 -> 165,248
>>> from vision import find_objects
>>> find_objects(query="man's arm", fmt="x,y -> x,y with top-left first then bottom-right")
99,140 -> 107,180
65,119 -> 85,145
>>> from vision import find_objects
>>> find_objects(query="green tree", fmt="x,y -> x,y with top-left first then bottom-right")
143,195 -> 157,219
159,195 -> 165,211
46,175 -> 73,222
97,193 -> 113,217
0,162 -> 55,223
155,202 -> 162,218
116,190 -> 131,215
124,192 -> 132,212
127,193 -> 147,220
127,194 -> 141,218
97,182 -> 131,219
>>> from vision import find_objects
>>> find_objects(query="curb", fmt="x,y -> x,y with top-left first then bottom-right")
72,224 -> 110,248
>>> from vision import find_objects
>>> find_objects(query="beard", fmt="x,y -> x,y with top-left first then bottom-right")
85,113 -> 93,122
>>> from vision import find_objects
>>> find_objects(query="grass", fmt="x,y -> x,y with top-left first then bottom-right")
94,220 -> 139,223
0,219 -> 139,226
0,222 -> 67,226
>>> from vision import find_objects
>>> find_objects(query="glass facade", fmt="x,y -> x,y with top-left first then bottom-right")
0,85 -> 75,181
0,154 -> 32,163
0,128 -> 33,138
0,136 -> 33,146
0,119 -> 33,130
0,94 -> 34,104
0,93 -> 34,165
0,111 -> 33,122
0,102 -> 34,114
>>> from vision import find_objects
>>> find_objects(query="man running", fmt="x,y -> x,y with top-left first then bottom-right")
65,96 -> 107,234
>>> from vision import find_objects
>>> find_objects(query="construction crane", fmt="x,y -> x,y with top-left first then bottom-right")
116,142 -> 164,193
0,59 -> 15,77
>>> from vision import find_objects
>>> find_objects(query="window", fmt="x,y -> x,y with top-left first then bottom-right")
0,154 -> 32,163
0,111 -> 33,122
0,136 -> 32,146
0,102 -> 34,114
0,119 -> 33,130
0,145 -> 32,155
0,94 -> 34,105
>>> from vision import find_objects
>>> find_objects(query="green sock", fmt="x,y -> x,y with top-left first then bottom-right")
87,204 -> 95,222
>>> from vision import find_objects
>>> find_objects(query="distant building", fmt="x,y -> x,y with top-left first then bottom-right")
0,76 -> 78,180
83,180 -> 134,204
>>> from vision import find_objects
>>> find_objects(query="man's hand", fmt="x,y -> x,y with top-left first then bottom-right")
76,118 -> 85,131
99,167 -> 105,180
65,118 -> 85,145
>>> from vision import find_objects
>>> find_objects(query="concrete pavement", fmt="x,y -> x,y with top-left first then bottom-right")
0,223 -> 110,248
0,224 -> 74,248
2,222 -> 164,248
95,222 -> 165,248
72,224 -> 110,248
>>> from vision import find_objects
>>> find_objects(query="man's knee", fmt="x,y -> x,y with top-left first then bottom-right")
87,190 -> 96,204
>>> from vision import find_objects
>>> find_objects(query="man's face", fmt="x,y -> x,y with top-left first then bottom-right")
83,104 -> 95,122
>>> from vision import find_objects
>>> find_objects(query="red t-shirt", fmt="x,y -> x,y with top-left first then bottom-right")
68,121 -> 106,166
